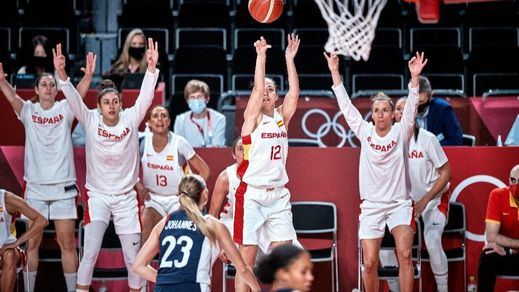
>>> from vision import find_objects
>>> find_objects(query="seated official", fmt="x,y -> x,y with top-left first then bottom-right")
478,164 -> 519,292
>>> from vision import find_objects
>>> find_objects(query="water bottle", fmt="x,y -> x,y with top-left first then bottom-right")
467,275 -> 477,292
98,281 -> 108,292
497,135 -> 503,147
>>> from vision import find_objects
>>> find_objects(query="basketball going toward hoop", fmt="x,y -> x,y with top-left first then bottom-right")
248,0 -> 283,23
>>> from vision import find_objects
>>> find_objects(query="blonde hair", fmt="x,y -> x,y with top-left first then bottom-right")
370,92 -> 394,111
183,79 -> 210,100
178,175 -> 216,244
110,28 -> 148,75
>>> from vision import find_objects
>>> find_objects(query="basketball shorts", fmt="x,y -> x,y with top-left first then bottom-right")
359,199 -> 415,240
25,197 -> 77,220
144,194 -> 180,217
221,216 -> 270,254
25,182 -> 78,220
84,190 -> 140,234
233,183 -> 296,245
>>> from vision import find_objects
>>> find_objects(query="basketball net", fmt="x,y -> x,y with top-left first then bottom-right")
314,0 -> 387,61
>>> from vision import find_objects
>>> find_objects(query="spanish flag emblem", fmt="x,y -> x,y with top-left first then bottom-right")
276,120 -> 284,127
166,155 -> 174,161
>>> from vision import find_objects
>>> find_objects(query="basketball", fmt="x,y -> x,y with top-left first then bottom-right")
248,0 -> 284,23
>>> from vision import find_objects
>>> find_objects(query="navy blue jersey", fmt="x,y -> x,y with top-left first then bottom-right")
156,209 -> 219,287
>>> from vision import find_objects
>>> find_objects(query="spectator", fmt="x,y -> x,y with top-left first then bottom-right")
477,164 -> 519,292
103,28 -> 147,90
416,76 -> 463,146
173,79 -> 226,147
18,35 -> 53,75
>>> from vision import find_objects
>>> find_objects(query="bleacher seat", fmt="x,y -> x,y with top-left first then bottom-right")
21,0 -> 78,53
173,47 -> 227,76
410,27 -> 461,53
293,0 -> 327,28
176,28 -> 227,50
372,28 -> 403,48
178,1 -> 230,29
234,28 -> 285,50
293,28 -> 328,47
19,27 -> 70,56
469,27 -> 519,52
232,46 -> 285,76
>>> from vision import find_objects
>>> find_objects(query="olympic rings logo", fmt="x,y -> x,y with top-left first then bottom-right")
300,109 -> 372,147
450,175 -> 506,242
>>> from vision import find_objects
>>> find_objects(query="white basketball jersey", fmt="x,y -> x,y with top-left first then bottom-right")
240,110 -> 289,187
408,128 -> 450,208
18,100 -> 76,184
0,190 -> 16,247
220,164 -> 239,219
141,132 -> 185,196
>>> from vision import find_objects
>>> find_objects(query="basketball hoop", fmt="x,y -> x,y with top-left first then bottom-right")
314,0 -> 387,61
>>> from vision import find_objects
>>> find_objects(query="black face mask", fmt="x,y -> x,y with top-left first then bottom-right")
30,56 -> 48,68
418,99 -> 431,114
128,47 -> 145,60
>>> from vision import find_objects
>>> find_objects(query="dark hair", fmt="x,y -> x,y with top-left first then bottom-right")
30,72 -> 56,102
97,79 -> 120,103
254,245 -> 306,284
148,104 -> 170,120
418,76 -> 432,99
178,175 -> 216,244
231,137 -> 242,154
250,77 -> 279,94
25,35 -> 53,74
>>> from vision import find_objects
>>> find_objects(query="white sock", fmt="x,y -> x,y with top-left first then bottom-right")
64,272 -> 78,292
23,270 -> 37,292
434,273 -> 448,292
75,289 -> 88,292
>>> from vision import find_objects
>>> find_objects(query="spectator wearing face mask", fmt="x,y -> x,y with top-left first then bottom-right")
17,35 -> 54,75
416,76 -> 463,146
477,164 -> 519,292
173,79 -> 226,147
103,28 -> 148,90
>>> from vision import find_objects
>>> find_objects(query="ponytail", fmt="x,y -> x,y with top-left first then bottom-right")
178,175 -> 216,244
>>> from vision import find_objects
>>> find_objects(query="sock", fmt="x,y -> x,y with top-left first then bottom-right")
64,272 -> 78,292
23,270 -> 37,292
75,289 -> 89,292
434,273 -> 448,292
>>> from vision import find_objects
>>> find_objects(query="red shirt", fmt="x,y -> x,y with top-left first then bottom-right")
485,187 -> 519,239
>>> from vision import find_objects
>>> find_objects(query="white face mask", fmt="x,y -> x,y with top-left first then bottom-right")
188,99 -> 206,114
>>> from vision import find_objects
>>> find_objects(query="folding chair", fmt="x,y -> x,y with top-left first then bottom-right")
291,201 -> 339,292
222,262 -> 236,292
358,219 -> 422,292
462,134 -> 476,147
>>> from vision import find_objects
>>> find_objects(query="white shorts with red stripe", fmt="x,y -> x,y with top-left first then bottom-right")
359,199 -> 415,240
233,183 -> 296,246
84,190 -> 140,234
